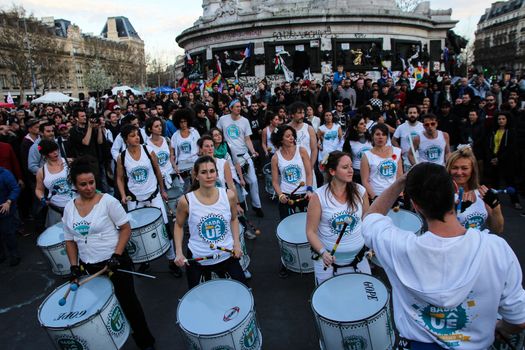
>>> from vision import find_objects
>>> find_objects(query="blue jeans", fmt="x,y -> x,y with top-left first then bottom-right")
0,213 -> 20,259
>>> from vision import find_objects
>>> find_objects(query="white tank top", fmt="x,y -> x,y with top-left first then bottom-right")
277,147 -> 307,195
457,190 -> 488,230
171,128 -> 200,171
295,123 -> 311,156
215,158 -> 227,189
418,130 -> 446,165
349,140 -> 372,171
187,188 -> 232,265
319,123 -> 341,156
316,183 -> 366,263
43,159 -> 74,208
364,146 -> 401,196
146,137 -> 173,179
124,146 -> 158,201
266,127 -> 276,153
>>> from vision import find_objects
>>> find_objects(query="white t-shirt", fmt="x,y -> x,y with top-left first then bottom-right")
217,114 -> 252,159
63,194 -> 129,264
393,121 -> 424,167
124,146 -> 158,201
147,137 -> 174,188
418,130 -> 446,166
43,159 -> 75,208
362,213 -> 525,348
363,147 -> 401,196
171,128 -> 200,171
318,123 -> 341,161
349,140 -> 372,171
277,146 -> 307,195
457,190 -> 488,230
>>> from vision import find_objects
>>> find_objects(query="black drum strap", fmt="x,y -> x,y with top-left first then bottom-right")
332,245 -> 368,274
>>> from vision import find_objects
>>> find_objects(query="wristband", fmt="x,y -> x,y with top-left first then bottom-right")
319,247 -> 327,255
278,194 -> 286,200
306,186 -> 313,192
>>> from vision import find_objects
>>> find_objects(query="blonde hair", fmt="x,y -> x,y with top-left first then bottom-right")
445,146 -> 479,190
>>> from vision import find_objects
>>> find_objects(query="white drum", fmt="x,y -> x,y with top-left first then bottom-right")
311,273 -> 395,350
38,276 -> 130,350
177,279 -> 262,350
239,222 -> 250,271
37,223 -> 71,276
276,212 -> 314,274
369,209 -> 423,268
262,162 -> 275,196
166,184 -> 183,219
127,207 -> 170,263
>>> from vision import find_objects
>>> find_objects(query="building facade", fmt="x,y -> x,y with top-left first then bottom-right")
474,0 -> 525,75
176,0 -> 456,90
0,15 -> 145,102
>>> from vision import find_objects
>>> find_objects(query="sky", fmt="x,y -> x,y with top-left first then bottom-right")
1,0 -> 496,64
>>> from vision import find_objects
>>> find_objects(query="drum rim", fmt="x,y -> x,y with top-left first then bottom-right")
276,212 -> 308,244
310,272 -> 389,324
277,238 -> 310,247
127,207 -> 162,230
388,208 -> 423,230
37,224 -> 65,247
37,240 -> 66,250
176,279 -> 255,336
38,276 -> 115,329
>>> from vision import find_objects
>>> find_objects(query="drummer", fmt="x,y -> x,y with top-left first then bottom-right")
363,162 -> 525,348
261,111 -> 281,158
170,108 -> 200,192
174,155 -> 245,289
306,151 -> 370,285
144,116 -> 181,277
63,156 -> 156,350
446,145 -> 504,233
34,139 -> 75,226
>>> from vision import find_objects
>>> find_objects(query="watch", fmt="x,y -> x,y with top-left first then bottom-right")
319,247 -> 327,255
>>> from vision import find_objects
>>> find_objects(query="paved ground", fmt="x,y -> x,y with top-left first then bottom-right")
1,186 -> 525,350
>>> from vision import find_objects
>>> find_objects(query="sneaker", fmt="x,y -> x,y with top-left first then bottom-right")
245,229 -> 257,240
244,270 -> 252,279
138,262 -> 151,273
278,264 -> 289,278
254,207 -> 264,218
514,203 -> 523,210
168,261 -> 182,278
9,257 -> 21,267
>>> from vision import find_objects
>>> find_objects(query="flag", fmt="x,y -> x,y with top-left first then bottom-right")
186,52 -> 194,65
7,92 -> 14,105
204,73 -> 223,92
241,43 -> 253,58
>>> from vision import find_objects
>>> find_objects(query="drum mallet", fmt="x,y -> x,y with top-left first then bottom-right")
456,186 -> 464,213
209,244 -> 234,255
116,269 -> 156,279
408,134 -> 419,165
289,181 -> 305,197
58,282 -> 79,306
323,217 -> 352,271
288,196 -> 310,206
77,266 -> 108,287
184,254 -> 221,263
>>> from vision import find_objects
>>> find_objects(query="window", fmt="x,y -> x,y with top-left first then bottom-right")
212,45 -> 254,78
333,39 -> 383,70
0,75 -> 7,89
264,41 -> 321,76
11,75 -> 19,89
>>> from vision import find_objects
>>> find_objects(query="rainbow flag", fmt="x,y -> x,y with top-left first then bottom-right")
204,73 -> 223,92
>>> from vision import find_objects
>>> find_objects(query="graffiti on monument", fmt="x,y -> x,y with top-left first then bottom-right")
272,26 -> 335,40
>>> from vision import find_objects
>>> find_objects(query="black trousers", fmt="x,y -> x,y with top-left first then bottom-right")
186,249 -> 247,289
278,193 -> 309,220
80,253 -> 155,349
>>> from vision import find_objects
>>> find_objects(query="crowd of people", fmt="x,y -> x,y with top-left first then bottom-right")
1,67 -> 525,348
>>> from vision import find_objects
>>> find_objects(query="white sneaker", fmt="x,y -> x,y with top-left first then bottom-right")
244,270 -> 252,279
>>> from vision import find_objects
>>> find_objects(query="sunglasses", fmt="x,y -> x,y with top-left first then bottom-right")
423,122 -> 437,127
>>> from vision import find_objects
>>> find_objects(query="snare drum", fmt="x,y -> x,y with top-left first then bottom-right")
177,279 -> 262,350
239,222 -> 250,271
38,276 -> 130,349
127,207 -> 170,263
262,163 -> 275,196
37,223 -> 71,276
311,273 -> 395,350
276,212 -> 314,274
369,209 -> 423,268
166,184 -> 183,218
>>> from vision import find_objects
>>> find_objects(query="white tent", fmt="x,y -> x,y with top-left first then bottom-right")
31,92 -> 79,104
111,86 -> 142,96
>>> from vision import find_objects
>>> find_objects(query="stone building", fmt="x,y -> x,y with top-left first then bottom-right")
474,0 -> 525,74
0,15 -> 145,102
176,0 -> 456,90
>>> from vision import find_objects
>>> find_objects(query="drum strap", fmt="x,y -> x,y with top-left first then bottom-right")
396,337 -> 444,350
332,245 -> 368,274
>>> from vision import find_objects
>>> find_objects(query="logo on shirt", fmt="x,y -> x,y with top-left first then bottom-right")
226,125 -> 241,139
282,164 -> 302,184
329,212 -> 359,236
51,178 -> 72,196
241,318 -> 260,350
156,151 -> 169,166
130,166 -> 149,184
342,336 -> 367,350
73,220 -> 90,236
179,142 -> 192,154
423,145 -> 443,162
198,214 -> 227,242
463,213 -> 485,229
378,159 -> 397,179
324,130 -> 338,141
356,147 -> 371,160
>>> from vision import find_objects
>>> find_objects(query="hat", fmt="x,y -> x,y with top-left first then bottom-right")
26,118 -> 39,127
113,105 -> 121,110
58,124 -> 68,130
415,82 -> 423,88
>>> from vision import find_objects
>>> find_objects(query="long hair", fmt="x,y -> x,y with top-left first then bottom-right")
323,151 -> 360,211
189,155 -> 217,192
445,146 -> 479,190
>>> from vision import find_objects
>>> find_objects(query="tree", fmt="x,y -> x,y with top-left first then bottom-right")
84,59 -> 111,98
396,0 -> 422,12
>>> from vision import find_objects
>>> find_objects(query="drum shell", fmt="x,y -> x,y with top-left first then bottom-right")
276,213 -> 313,273
311,274 -> 395,350
37,223 -> 71,276
263,163 -> 276,196
127,208 -> 170,263
38,278 -> 130,350
239,223 -> 250,271
166,185 -> 183,216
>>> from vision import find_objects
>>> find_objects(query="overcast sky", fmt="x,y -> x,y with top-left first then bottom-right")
2,0 -> 496,64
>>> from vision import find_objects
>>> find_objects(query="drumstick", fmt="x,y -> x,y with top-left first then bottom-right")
456,186 -> 464,213
323,217 -> 352,271
288,196 -> 310,205
209,244 -> 234,254
409,133 -> 419,164
58,282 -> 79,306
116,269 -> 156,279
184,254 -> 221,263
164,200 -> 176,221
78,266 -> 108,287
289,181 -> 305,196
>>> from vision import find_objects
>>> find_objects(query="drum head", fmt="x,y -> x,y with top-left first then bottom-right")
276,212 -> 307,244
128,207 -> 162,229
387,209 -> 422,234
263,163 -> 272,175
38,277 -> 113,328
312,273 -> 388,322
37,223 -> 65,247
177,279 -> 253,335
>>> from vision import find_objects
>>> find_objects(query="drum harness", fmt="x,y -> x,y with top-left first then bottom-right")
120,145 -> 159,204
311,245 -> 368,275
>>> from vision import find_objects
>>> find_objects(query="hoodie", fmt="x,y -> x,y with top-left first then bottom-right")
363,213 -> 525,349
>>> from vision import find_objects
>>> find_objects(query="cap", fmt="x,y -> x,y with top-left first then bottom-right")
26,118 -> 39,127
113,105 -> 121,110
58,124 -> 68,130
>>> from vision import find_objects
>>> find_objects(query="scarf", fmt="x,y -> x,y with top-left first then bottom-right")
214,142 -> 228,159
